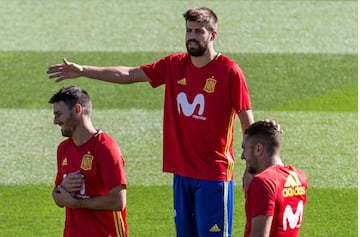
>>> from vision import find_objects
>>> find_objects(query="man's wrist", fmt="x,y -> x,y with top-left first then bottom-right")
79,65 -> 85,76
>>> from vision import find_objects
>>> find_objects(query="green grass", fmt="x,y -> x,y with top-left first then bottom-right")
0,0 -> 357,236
0,110 -> 357,189
0,52 -> 357,112
0,185 -> 357,237
0,0 -> 356,53
0,109 -> 357,235
301,188 -> 358,237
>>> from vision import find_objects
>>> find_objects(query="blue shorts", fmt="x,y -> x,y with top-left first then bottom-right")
173,174 -> 234,237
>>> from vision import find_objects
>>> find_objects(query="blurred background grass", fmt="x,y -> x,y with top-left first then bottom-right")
0,0 -> 356,53
0,0 -> 357,236
0,52 -> 356,111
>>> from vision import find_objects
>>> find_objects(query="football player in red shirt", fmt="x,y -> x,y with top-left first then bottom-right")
241,120 -> 307,237
47,7 -> 254,237
49,86 -> 128,237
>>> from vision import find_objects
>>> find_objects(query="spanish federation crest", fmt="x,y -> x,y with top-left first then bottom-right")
203,77 -> 217,93
80,153 -> 94,171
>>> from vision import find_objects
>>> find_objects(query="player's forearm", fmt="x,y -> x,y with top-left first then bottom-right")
80,65 -> 133,84
71,186 -> 126,211
239,109 -> 254,134
250,215 -> 273,237
80,65 -> 148,84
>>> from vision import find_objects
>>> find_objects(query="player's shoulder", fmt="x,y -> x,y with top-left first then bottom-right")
166,52 -> 188,61
251,172 -> 277,193
216,53 -> 238,65
94,130 -> 121,149
153,53 -> 189,67
253,168 -> 278,185
283,165 -> 308,186
57,138 -> 73,153
215,54 -> 244,74
254,165 -> 287,185
285,165 -> 307,176
58,138 -> 72,148
94,130 -> 114,142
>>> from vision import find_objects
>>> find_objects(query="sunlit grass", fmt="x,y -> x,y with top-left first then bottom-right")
0,0 -> 356,53
0,109 -> 356,189
0,185 -> 356,236
0,0 -> 357,236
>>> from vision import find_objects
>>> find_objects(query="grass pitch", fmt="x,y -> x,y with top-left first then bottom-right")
0,0 -> 357,236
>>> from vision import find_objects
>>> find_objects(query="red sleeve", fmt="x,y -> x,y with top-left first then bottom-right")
97,135 -> 127,190
140,56 -> 169,88
229,63 -> 252,113
248,177 -> 276,218
54,142 -> 66,186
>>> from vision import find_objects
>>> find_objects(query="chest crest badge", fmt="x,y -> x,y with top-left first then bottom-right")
80,153 -> 94,171
203,77 -> 217,93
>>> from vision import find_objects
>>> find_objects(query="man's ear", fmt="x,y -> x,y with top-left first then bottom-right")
255,143 -> 264,155
210,31 -> 217,41
74,103 -> 82,114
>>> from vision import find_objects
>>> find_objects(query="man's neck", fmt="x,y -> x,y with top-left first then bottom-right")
267,156 -> 284,168
190,48 -> 218,68
258,155 -> 284,173
72,123 -> 97,147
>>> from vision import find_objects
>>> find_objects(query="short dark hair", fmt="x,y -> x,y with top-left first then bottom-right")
183,7 -> 218,32
48,86 -> 92,115
244,120 -> 283,155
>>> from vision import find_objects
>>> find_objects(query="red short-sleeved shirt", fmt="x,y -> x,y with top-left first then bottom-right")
141,53 -> 251,181
245,165 -> 308,237
55,131 -> 128,237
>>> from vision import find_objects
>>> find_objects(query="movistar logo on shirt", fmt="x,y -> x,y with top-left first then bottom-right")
177,92 -> 206,120
282,170 -> 306,231
283,200 -> 304,231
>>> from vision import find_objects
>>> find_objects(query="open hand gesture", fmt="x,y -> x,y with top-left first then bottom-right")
47,58 -> 83,82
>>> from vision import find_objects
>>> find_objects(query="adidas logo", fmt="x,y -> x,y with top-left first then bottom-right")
177,78 -> 186,85
61,158 -> 68,166
209,224 -> 221,232
284,170 -> 301,188
282,170 -> 306,197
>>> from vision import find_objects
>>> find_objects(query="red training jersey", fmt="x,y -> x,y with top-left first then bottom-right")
55,131 -> 128,237
244,165 -> 308,237
141,53 -> 252,181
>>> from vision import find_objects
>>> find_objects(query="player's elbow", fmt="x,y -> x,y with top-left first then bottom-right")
109,185 -> 127,211
117,200 -> 126,211
111,198 -> 126,211
119,194 -> 127,211
114,189 -> 127,211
